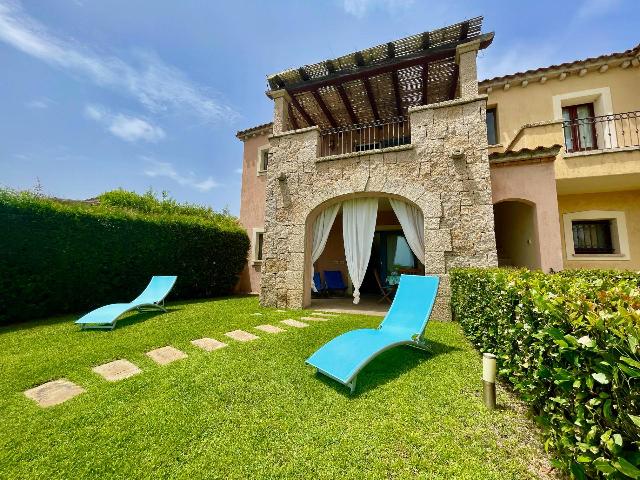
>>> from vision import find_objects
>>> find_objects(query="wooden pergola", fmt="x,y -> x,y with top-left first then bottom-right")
267,17 -> 493,131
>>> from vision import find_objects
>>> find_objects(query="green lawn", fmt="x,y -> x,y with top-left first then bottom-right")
0,297 -> 556,479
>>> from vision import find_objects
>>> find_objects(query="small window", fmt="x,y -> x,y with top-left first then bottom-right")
254,230 -> 264,262
563,103 -> 597,152
258,148 -> 269,173
571,220 -> 613,254
486,108 -> 498,145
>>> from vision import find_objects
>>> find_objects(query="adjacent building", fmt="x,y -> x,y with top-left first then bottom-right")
236,16 -> 640,317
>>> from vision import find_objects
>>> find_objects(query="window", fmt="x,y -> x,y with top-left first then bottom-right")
562,211 -> 630,261
252,228 -> 265,263
486,108 -> 498,145
257,147 -> 269,174
562,103 -> 597,152
571,220 -> 613,254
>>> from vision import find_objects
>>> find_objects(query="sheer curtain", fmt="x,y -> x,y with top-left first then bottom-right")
310,203 -> 340,291
389,198 -> 424,263
343,198 -> 378,304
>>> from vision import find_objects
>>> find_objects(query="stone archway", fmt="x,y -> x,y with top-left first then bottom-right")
303,192 -> 425,308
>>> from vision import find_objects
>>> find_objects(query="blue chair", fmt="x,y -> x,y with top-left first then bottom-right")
324,270 -> 347,296
313,272 -> 327,296
306,275 -> 439,393
75,276 -> 177,330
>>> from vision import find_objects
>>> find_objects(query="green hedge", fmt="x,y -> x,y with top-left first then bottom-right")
0,189 -> 250,324
451,268 -> 640,479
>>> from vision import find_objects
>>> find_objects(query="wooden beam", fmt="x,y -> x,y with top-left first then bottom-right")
354,51 -> 365,67
311,90 -> 337,128
421,32 -> 430,50
387,42 -> 396,59
288,103 -> 299,130
362,77 -> 380,121
421,63 -> 429,105
391,70 -> 403,115
285,43 -> 458,94
459,21 -> 469,41
325,60 -> 337,74
336,84 -> 358,124
289,94 -> 315,127
448,64 -> 459,100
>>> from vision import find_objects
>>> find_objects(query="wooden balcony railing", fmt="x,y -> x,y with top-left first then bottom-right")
563,110 -> 640,153
319,116 -> 410,158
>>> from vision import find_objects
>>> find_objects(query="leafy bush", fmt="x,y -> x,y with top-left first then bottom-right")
0,189 -> 250,324
451,268 -> 640,479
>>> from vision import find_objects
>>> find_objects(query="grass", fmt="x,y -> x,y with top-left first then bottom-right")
0,296 -> 556,479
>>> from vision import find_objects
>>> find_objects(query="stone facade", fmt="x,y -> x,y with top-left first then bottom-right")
259,94 -> 498,320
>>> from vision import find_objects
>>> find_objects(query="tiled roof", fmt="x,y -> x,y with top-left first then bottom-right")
489,145 -> 563,164
480,44 -> 640,86
235,122 -> 273,140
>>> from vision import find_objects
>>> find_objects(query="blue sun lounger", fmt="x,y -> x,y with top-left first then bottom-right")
75,276 -> 177,330
306,274 -> 439,393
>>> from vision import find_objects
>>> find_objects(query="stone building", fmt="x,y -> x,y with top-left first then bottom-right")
236,17 -> 640,318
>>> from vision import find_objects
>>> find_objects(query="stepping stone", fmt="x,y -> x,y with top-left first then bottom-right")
24,379 -> 85,407
225,330 -> 259,342
93,359 -> 141,382
255,324 -> 285,334
250,312 -> 263,316
146,346 -> 188,365
275,310 -> 287,313
301,316 -> 327,322
191,338 -> 227,352
281,319 -> 309,328
311,312 -> 338,317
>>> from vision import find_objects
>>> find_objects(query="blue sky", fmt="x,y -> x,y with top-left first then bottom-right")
0,0 -> 637,214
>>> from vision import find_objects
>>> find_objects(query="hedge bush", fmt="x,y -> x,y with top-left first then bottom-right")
451,268 -> 640,479
0,189 -> 250,324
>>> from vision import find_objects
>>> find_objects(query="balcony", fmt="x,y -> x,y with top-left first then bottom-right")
318,116 -> 410,158
563,110 -> 640,153
556,110 -> 640,195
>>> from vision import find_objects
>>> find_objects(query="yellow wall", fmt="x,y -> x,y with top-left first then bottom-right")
483,62 -> 640,151
558,190 -> 640,270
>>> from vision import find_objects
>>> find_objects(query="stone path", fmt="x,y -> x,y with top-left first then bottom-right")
147,346 -> 188,365
24,309 -> 339,407
191,338 -> 227,352
300,316 -> 327,322
93,359 -> 141,382
24,379 -> 85,407
281,319 -> 309,328
225,330 -> 259,342
255,324 -> 285,334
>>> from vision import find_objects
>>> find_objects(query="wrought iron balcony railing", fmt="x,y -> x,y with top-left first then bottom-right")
563,110 -> 640,153
319,116 -> 410,158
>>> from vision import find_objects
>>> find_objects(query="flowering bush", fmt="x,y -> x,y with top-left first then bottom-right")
451,268 -> 640,479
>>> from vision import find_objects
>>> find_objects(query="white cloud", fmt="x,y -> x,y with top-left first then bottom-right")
26,98 -> 52,109
342,0 -> 414,17
84,104 -> 165,143
142,157 -> 219,192
577,0 -> 621,19
0,1 -> 238,123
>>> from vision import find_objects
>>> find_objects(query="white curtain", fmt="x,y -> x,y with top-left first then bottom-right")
389,198 -> 424,264
310,203 -> 340,291
343,198 -> 378,304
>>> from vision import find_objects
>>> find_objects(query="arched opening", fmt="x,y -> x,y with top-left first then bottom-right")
493,200 -> 541,269
304,194 -> 425,313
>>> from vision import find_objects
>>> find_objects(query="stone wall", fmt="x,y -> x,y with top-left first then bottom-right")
260,95 -> 498,320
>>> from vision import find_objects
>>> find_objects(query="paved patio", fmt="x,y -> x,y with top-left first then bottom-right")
310,295 -> 389,317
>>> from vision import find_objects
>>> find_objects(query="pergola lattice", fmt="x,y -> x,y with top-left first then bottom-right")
266,17 -> 493,131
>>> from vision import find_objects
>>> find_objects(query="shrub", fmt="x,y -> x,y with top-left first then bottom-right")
451,268 -> 640,479
0,189 -> 250,324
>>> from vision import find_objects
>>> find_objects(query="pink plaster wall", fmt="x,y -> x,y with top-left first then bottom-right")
490,160 -> 564,272
237,133 -> 269,293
